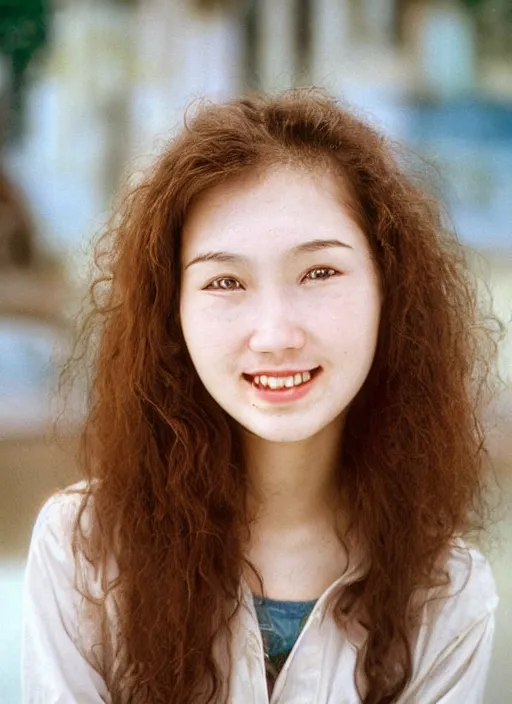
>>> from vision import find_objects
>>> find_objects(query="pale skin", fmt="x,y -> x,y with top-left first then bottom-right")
180,164 -> 381,601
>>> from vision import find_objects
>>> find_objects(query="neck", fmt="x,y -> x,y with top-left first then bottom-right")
242,418 -> 345,532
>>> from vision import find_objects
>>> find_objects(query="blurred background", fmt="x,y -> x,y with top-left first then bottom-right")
0,0 -> 511,701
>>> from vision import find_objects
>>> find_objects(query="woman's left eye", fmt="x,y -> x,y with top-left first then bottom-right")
303,267 -> 339,282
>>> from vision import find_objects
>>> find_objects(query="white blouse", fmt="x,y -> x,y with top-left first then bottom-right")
21,486 -> 498,703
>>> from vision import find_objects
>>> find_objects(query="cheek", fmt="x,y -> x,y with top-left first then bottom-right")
326,281 -> 381,343
180,299 -> 237,363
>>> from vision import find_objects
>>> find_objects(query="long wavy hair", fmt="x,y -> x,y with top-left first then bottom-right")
65,89 -> 500,703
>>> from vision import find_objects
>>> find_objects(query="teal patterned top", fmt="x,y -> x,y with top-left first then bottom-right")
253,595 -> 318,674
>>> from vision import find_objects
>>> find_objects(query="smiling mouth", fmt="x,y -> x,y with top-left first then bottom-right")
242,367 -> 322,390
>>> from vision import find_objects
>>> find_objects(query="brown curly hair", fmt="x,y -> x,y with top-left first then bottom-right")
66,88 -> 499,703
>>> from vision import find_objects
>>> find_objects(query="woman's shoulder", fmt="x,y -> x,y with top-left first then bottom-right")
28,480 -> 116,594
444,541 -> 497,610
403,542 -> 499,700
421,540 -> 498,635
23,482 -> 114,701
31,480 -> 95,545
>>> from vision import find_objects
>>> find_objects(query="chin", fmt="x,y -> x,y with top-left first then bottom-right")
238,416 -> 332,444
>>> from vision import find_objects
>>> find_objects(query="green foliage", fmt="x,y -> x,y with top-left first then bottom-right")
0,0 -> 49,62
460,0 -> 487,9
0,0 -> 49,138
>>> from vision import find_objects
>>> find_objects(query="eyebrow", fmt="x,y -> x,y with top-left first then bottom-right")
184,238 -> 353,270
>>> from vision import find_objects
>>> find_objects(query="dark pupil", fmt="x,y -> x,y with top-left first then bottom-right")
314,268 -> 329,278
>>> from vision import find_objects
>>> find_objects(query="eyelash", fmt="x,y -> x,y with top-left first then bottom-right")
204,267 -> 340,291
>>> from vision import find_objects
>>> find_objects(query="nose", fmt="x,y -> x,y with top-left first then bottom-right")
248,291 -> 306,355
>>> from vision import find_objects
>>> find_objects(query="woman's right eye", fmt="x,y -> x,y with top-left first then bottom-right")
204,277 -> 243,291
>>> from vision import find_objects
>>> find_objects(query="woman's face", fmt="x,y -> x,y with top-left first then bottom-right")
180,165 -> 381,443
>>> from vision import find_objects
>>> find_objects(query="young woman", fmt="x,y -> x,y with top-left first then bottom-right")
22,89 -> 499,703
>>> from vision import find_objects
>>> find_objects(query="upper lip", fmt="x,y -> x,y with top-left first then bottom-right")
243,367 -> 320,378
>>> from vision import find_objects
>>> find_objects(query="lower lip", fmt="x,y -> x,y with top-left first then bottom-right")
245,369 -> 321,404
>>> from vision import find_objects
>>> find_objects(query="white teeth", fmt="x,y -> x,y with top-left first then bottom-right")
251,370 -> 315,389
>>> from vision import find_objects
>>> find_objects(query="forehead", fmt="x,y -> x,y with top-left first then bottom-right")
181,164 -> 364,255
